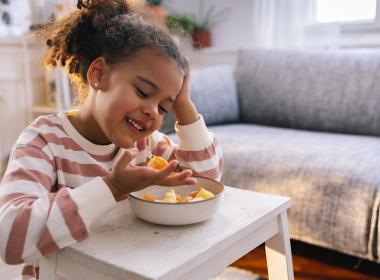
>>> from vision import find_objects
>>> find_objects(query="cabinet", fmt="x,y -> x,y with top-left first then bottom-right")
0,37 -> 34,175
0,36 -> 72,176
22,36 -> 73,121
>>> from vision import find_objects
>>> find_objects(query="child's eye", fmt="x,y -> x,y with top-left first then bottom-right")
158,106 -> 168,114
135,87 -> 149,98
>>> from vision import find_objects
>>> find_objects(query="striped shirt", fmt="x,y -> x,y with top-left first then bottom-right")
0,112 -> 223,279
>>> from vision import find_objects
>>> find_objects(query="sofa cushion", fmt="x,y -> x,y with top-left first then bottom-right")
205,124 -> 380,261
235,49 -> 380,137
160,65 -> 239,134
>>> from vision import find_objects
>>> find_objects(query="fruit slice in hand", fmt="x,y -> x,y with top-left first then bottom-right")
147,155 -> 169,170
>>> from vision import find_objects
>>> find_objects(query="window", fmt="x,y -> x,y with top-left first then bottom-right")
306,0 -> 380,47
315,0 -> 376,23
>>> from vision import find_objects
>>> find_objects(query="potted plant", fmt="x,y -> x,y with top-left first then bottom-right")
166,5 -> 228,49
147,0 -> 166,27
166,14 -> 195,35
191,19 -> 211,49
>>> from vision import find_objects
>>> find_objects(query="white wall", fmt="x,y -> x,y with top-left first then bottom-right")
165,0 -> 254,49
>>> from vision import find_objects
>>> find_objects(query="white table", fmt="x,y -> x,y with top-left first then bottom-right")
40,186 -> 294,280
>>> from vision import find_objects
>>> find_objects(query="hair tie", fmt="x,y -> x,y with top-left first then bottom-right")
77,0 -> 89,10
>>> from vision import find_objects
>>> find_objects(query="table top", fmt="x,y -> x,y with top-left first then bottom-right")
63,186 -> 291,280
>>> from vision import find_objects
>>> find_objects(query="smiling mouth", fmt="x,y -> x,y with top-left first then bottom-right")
126,117 -> 146,133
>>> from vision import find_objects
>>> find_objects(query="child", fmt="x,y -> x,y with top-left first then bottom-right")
0,1 -> 223,279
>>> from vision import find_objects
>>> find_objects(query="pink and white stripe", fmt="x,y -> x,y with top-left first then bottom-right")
0,113 -> 223,279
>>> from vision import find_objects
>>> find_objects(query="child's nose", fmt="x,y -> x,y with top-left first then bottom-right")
143,105 -> 158,120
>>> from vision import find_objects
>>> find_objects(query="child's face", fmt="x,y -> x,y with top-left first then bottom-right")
94,49 -> 183,148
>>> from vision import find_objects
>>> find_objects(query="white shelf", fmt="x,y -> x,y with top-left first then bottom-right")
0,35 -> 43,47
30,105 -> 59,114
0,36 -> 22,46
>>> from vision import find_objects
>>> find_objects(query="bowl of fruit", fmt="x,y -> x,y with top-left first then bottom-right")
128,177 -> 224,225
128,156 -> 224,225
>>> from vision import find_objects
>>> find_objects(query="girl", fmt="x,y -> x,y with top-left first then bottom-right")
0,0 -> 223,279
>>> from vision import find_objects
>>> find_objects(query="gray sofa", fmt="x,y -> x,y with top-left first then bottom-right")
161,48 -> 380,263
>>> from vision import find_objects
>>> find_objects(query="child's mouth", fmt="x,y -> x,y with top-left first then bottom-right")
126,117 -> 146,133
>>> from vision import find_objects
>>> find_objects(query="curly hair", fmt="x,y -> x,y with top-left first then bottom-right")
36,0 -> 186,102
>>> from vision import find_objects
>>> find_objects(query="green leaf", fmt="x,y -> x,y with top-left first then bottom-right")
165,5 -> 229,34
147,0 -> 163,6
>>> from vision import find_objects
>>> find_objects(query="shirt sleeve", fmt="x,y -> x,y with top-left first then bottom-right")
0,142 -> 116,265
150,114 -> 223,181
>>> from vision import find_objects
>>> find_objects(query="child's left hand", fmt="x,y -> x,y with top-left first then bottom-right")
172,59 -> 191,112
172,59 -> 199,125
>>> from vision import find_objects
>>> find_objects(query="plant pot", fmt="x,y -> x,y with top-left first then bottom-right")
151,5 -> 166,27
192,29 -> 211,49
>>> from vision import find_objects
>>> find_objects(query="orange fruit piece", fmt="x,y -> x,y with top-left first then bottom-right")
176,196 -> 188,203
187,190 -> 199,198
147,155 -> 168,170
142,194 -> 156,202
176,193 -> 189,203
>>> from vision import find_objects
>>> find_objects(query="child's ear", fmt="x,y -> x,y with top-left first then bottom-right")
87,57 -> 110,90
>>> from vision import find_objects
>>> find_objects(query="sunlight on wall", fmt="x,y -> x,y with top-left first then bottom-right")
316,0 -> 376,22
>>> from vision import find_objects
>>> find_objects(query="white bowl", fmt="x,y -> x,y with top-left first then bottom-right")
128,176 -> 224,225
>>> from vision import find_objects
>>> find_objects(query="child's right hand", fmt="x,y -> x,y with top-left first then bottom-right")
103,150 -> 197,201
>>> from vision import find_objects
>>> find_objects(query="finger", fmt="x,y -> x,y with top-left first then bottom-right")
162,176 -> 197,186
180,176 -> 197,185
129,147 -> 139,157
182,55 -> 190,72
183,70 -> 191,85
160,170 -> 197,186
114,149 -> 136,169
155,160 -> 179,179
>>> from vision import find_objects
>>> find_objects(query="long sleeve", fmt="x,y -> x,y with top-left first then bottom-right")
0,140 -> 116,265
0,113 -> 222,267
151,115 -> 223,180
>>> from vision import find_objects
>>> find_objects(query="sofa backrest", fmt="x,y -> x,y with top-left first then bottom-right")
160,65 -> 239,134
235,48 -> 380,137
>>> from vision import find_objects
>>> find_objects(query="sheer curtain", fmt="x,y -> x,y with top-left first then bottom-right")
251,0 -> 340,49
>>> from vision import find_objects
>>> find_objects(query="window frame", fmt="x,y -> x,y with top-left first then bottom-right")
306,0 -> 380,47
313,0 -> 379,29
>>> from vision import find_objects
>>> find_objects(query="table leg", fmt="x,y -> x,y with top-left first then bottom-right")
39,252 -> 63,280
265,211 -> 294,280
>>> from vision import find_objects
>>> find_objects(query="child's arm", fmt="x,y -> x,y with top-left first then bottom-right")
150,61 -> 223,181
171,60 -> 199,127
0,141 -> 116,265
150,114 -> 223,181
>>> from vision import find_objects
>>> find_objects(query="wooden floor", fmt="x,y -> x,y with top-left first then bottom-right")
233,240 -> 380,280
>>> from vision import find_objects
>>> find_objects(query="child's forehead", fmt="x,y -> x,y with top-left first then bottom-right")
115,52 -> 182,78
124,49 -> 175,64
110,51 -> 183,93
113,50 -> 181,74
